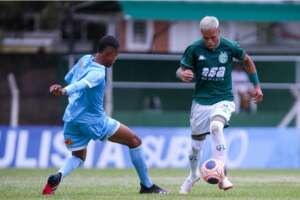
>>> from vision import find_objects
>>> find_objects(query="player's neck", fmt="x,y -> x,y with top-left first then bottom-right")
94,53 -> 106,67
215,38 -> 221,49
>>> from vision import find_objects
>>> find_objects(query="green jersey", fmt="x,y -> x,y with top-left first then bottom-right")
180,37 -> 246,105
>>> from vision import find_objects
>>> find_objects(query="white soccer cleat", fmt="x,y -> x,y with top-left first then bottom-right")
218,177 -> 233,191
179,175 -> 201,194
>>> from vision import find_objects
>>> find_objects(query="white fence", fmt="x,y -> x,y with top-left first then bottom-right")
106,54 -> 300,128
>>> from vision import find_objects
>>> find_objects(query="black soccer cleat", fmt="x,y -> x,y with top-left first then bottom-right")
42,172 -> 62,195
139,183 -> 168,194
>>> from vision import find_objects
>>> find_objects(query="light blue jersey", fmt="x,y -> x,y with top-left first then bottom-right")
63,54 -> 106,123
62,55 -> 120,151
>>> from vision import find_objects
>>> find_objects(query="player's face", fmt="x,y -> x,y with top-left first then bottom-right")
102,47 -> 118,67
201,28 -> 220,50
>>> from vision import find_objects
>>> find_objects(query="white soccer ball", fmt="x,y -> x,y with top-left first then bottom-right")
200,159 -> 225,184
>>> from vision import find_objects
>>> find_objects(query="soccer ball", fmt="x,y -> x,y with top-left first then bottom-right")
200,159 -> 225,184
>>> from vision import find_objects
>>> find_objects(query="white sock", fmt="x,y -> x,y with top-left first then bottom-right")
58,156 -> 83,179
210,120 -> 227,163
188,139 -> 204,179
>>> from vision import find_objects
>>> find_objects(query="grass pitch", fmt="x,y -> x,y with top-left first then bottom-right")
0,168 -> 300,200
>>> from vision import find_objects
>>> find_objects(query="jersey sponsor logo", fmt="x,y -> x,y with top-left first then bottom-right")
198,55 -> 206,60
201,66 -> 226,81
218,51 -> 228,64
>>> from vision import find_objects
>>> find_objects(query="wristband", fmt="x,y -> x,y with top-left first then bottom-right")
249,72 -> 260,86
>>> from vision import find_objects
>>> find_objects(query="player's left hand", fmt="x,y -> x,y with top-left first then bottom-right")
251,85 -> 263,103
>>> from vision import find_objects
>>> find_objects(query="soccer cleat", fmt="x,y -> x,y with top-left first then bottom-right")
179,175 -> 201,194
42,172 -> 62,195
139,183 -> 168,194
218,177 -> 233,191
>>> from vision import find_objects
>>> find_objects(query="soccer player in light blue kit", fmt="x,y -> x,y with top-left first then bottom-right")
42,36 -> 167,195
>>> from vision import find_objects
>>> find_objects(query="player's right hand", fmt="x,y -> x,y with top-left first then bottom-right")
49,84 -> 64,96
181,69 -> 194,82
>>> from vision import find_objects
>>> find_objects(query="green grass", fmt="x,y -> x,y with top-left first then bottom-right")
0,169 -> 300,200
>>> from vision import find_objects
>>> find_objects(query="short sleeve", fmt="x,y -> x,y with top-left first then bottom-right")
180,45 -> 195,69
231,41 -> 246,61
82,69 -> 105,88
64,56 -> 84,84
64,66 -> 75,84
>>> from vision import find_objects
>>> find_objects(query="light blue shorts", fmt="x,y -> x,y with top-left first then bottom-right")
63,117 -> 120,151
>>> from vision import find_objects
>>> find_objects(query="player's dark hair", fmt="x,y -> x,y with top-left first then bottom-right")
97,35 -> 120,53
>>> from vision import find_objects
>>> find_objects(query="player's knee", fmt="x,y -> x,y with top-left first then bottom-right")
191,139 -> 203,151
72,150 -> 86,161
192,134 -> 207,141
210,121 -> 224,135
129,135 -> 142,148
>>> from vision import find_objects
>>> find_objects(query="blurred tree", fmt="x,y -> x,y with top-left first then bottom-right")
40,2 -> 66,30
0,2 -> 46,31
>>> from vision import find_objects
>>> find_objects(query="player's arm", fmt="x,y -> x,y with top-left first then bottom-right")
50,80 -> 94,97
50,70 -> 105,96
177,44 -> 195,83
176,66 -> 194,83
49,80 -> 88,97
243,54 -> 263,103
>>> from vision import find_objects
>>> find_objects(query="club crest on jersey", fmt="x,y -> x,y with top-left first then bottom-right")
218,51 -> 228,64
65,138 -> 73,145
198,55 -> 206,60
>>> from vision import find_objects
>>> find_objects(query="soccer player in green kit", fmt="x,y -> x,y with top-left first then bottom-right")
177,16 -> 263,194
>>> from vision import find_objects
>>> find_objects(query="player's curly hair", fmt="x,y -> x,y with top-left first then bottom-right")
97,35 -> 120,52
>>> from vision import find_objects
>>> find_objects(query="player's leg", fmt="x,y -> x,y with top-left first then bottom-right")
58,149 -> 86,178
210,116 -> 226,162
42,149 -> 86,195
210,116 -> 233,190
189,135 -> 205,179
180,134 -> 206,194
42,122 -> 89,195
180,101 -> 210,194
210,101 -> 235,191
108,123 -> 167,194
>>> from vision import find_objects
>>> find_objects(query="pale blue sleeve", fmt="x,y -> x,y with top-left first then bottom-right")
82,69 -> 105,88
64,58 -> 81,84
64,68 -> 74,84
65,55 -> 89,84
64,70 -> 105,95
